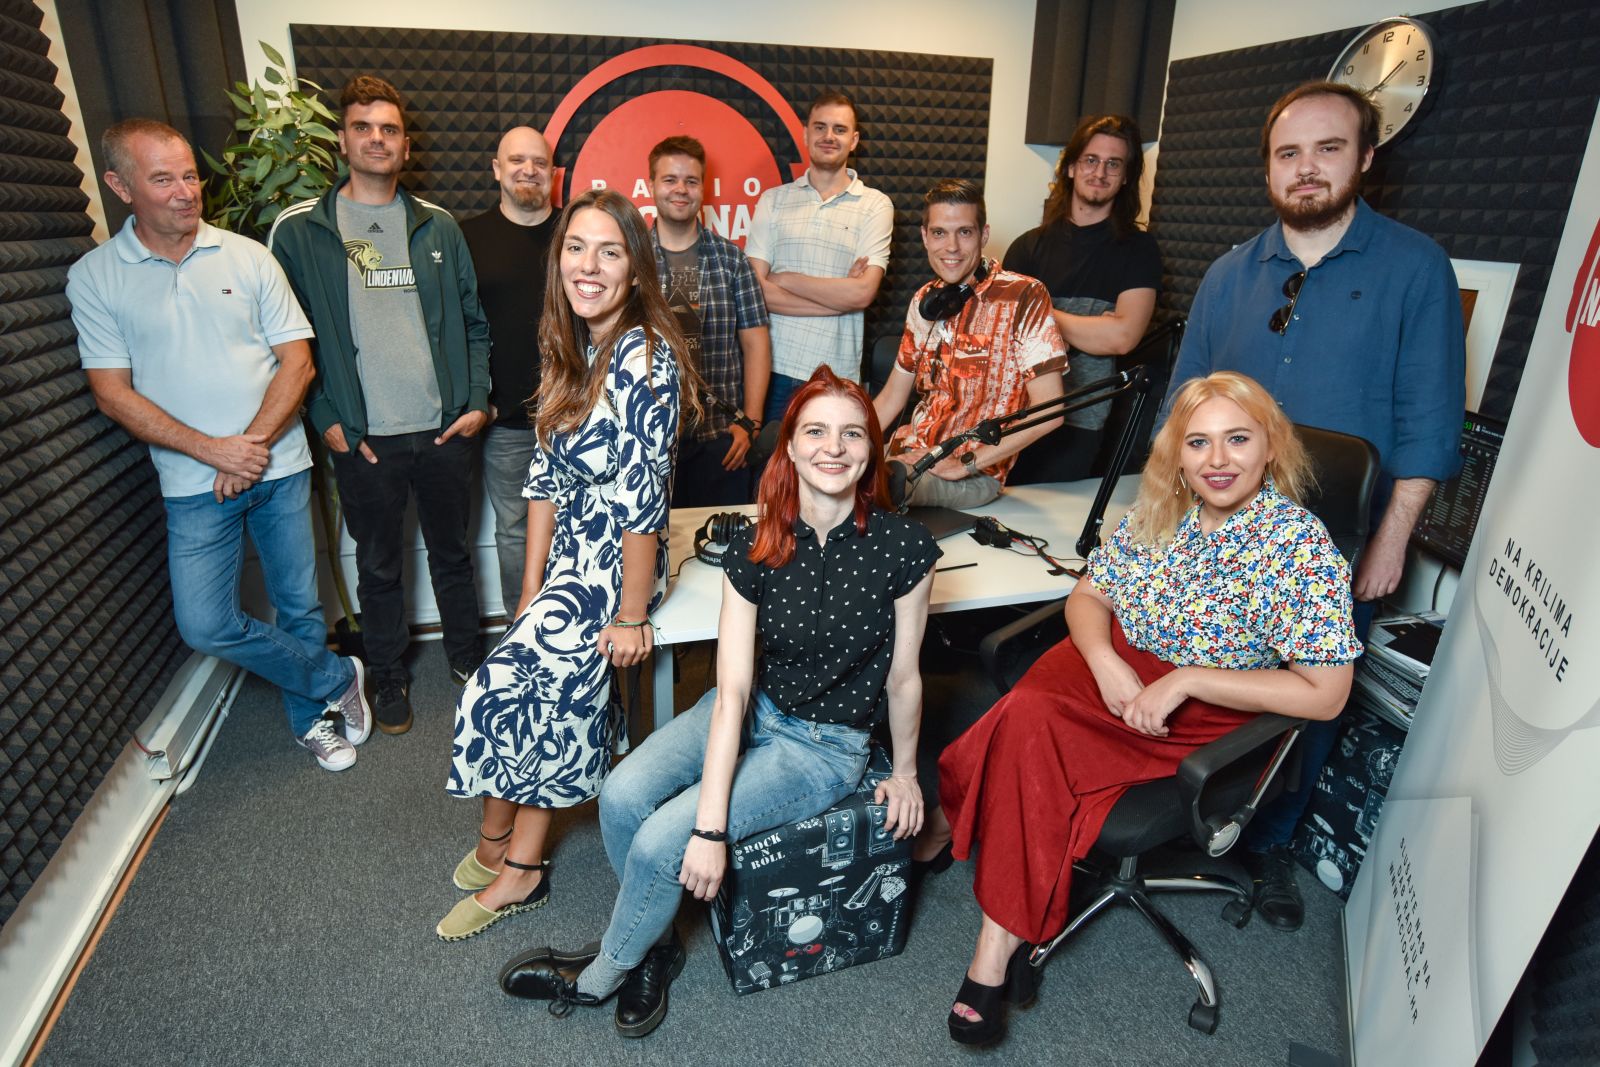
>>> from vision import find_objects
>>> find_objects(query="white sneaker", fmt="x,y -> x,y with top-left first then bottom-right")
300,716 -> 357,771
325,657 -> 372,746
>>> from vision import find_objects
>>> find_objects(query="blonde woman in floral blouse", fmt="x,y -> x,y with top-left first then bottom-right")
925,370 -> 1364,1047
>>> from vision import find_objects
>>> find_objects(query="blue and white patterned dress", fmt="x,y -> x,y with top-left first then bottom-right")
448,327 -> 678,806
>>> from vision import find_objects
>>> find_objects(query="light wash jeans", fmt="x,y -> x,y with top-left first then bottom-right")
481,424 -> 539,617
596,688 -> 870,968
163,470 -> 351,737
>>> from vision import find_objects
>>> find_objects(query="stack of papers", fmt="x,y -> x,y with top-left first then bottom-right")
1352,611 -> 1445,731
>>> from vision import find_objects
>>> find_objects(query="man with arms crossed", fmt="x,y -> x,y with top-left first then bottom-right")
873,179 -> 1068,508
270,76 -> 492,734
68,119 -> 370,771
647,135 -> 772,506
1004,114 -> 1161,482
746,91 -> 892,421
461,126 -> 557,618
1169,81 -> 1465,930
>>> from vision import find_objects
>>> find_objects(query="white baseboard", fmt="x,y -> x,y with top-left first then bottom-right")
0,652 -> 239,1067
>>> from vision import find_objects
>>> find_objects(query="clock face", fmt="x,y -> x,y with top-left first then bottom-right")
1329,18 -> 1437,146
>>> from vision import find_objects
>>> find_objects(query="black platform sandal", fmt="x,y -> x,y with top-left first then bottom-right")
948,975 -> 1006,1047
1002,942 -> 1041,1008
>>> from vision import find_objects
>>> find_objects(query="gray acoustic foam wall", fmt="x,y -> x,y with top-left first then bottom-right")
287,25 -> 993,369
0,0 -> 189,928
1150,0 -> 1600,421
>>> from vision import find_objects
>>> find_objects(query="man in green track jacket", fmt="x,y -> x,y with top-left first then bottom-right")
269,75 -> 490,736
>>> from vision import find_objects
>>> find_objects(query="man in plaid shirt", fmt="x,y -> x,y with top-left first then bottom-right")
746,91 -> 893,422
648,136 -> 772,506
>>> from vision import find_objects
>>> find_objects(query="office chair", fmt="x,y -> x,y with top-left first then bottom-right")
976,423 -> 1379,1033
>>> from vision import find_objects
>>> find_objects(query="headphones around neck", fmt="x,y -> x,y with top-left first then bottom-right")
917,258 -> 992,321
694,512 -> 754,567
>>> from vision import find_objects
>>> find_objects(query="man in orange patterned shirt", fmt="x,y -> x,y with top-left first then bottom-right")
873,180 -> 1068,508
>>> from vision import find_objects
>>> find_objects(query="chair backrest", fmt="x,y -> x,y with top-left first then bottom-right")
867,333 -> 902,395
1292,424 -> 1380,566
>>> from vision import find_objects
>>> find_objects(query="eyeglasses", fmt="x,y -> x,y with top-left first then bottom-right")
1076,155 -> 1125,175
1269,270 -> 1307,335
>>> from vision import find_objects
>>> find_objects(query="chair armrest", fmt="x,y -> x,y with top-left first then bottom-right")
1176,713 -> 1305,856
977,597 -> 1068,695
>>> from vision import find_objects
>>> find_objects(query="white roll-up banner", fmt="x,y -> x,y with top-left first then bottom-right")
1344,100 -> 1600,1064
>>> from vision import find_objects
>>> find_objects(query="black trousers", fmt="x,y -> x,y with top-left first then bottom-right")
330,430 -> 481,681
672,431 -> 754,507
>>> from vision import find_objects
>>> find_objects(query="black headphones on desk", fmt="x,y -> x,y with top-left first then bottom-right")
694,512 -> 754,567
918,258 -> 991,321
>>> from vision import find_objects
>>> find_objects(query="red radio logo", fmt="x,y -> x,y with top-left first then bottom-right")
1567,216 -> 1600,447
545,45 -> 808,247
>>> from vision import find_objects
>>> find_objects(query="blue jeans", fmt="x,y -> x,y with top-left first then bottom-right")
164,470 -> 352,737
763,373 -> 807,425
481,424 -> 538,618
596,688 -> 870,968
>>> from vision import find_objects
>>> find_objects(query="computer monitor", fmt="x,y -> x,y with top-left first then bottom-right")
1410,412 -> 1507,569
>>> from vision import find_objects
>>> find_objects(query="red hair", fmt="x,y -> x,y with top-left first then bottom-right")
748,367 -> 891,568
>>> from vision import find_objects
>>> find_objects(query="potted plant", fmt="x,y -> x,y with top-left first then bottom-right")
204,42 -> 360,651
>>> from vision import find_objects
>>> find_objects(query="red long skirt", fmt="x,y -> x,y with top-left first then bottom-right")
938,620 -> 1252,943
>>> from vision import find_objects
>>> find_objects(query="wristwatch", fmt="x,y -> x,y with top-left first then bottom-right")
960,450 -> 979,473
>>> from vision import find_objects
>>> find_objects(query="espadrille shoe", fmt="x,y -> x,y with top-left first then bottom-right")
436,860 -> 549,941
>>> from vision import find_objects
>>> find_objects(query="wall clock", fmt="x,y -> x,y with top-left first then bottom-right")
1328,16 -> 1438,146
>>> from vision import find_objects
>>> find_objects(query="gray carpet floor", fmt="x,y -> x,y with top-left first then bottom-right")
41,634 -> 1350,1066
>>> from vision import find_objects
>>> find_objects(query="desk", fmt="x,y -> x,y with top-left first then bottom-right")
648,477 -> 1139,731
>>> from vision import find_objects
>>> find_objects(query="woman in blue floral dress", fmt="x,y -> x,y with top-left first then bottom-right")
438,189 -> 702,941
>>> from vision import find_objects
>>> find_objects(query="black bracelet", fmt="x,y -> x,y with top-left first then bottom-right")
690,827 -> 729,842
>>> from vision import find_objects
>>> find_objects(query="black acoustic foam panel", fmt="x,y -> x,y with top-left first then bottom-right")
1150,0 -> 1600,422
288,25 -> 993,367
0,0 -> 190,929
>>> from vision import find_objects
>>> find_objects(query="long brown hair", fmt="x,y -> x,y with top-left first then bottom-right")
748,367 -> 891,569
1040,114 -> 1144,238
534,188 -> 703,445
1130,371 -> 1313,547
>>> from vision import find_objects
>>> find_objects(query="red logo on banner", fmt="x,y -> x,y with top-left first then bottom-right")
1567,216 -> 1600,447
545,44 -> 808,247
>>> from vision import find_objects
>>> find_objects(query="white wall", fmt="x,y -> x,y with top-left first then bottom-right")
234,0 -> 1054,255
1167,0 -> 1472,63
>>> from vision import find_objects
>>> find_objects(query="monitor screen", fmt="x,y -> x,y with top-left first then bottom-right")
1410,412 -> 1507,569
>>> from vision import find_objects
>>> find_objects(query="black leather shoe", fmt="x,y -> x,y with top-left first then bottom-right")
498,943 -> 602,1007
1249,846 -> 1305,931
614,936 -> 686,1038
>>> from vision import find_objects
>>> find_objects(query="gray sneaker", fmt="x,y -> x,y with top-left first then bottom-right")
300,716 -> 357,771
326,657 -> 372,746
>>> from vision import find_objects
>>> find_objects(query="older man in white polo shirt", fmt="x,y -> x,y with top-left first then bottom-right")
66,118 -> 370,772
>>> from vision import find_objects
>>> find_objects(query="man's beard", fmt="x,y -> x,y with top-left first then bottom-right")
508,183 -> 547,211
1271,171 -> 1361,231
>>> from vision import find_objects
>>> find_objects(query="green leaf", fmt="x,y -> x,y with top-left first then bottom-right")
252,154 -> 272,182
306,96 -> 339,123
199,147 -> 228,175
260,40 -> 286,68
250,83 -> 267,119
263,66 -> 284,85
225,89 -> 252,114
301,121 -> 336,141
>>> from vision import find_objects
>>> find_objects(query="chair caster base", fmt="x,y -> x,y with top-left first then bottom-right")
1189,1000 -> 1219,1034
1221,899 -> 1252,928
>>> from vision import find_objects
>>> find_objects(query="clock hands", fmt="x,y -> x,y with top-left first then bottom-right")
1366,59 -> 1408,98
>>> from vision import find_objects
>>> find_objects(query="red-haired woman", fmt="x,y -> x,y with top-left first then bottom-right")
495,365 -> 940,1035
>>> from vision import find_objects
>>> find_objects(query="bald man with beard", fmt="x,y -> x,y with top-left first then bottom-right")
460,126 -> 558,620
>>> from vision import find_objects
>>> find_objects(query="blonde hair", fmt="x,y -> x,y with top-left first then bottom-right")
1129,371 -> 1313,547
